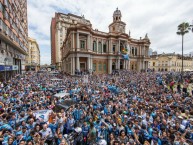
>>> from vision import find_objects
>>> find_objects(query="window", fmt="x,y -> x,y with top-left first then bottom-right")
132,47 -> 134,55
113,27 -> 115,31
135,48 -> 137,56
120,43 -> 123,52
103,44 -> 107,53
153,62 -> 155,66
113,45 -> 116,53
80,40 -> 85,49
98,63 -> 102,71
93,63 -> 96,71
98,42 -> 102,53
93,41 -> 97,52
103,64 -> 106,72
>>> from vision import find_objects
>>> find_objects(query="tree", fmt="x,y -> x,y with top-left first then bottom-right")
176,22 -> 190,80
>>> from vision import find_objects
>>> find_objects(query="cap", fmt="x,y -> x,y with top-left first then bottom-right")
74,127 -> 82,133
16,131 -> 22,136
178,116 -> 183,119
98,139 -> 107,145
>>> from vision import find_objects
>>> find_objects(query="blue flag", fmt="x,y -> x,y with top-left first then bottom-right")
123,54 -> 129,60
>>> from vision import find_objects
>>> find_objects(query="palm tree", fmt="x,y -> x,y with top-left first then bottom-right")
176,22 -> 190,80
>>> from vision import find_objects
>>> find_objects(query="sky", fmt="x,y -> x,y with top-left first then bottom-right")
27,0 -> 193,65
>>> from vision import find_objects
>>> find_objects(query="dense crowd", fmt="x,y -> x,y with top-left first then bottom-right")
0,70 -> 193,145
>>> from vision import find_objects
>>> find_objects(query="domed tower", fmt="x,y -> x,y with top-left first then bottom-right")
113,7 -> 122,22
109,8 -> 126,33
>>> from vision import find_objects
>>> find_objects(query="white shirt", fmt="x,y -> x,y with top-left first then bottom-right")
40,128 -> 53,138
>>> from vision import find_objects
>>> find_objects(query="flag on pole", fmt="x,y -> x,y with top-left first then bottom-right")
123,54 -> 129,60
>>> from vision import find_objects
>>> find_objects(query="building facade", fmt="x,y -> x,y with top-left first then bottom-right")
50,12 -> 91,70
61,8 -> 150,75
0,0 -> 28,81
149,53 -> 193,72
26,37 -> 40,71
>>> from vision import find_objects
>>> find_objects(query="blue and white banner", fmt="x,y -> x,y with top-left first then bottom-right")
33,110 -> 52,122
0,65 -> 12,71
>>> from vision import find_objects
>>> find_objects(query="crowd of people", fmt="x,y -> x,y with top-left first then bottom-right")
0,70 -> 193,145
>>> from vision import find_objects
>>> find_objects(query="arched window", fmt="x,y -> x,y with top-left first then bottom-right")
131,65 -> 134,70
120,61 -> 123,69
98,42 -> 102,53
112,62 -> 116,70
120,43 -> 123,52
93,41 -> 97,52
135,48 -> 137,56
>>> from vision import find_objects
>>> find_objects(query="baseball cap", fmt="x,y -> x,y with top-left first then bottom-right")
16,131 -> 22,136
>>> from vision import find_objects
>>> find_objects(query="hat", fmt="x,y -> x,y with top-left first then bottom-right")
16,131 -> 22,136
178,116 -> 183,119
113,123 -> 116,127
74,127 -> 82,133
98,139 -> 107,145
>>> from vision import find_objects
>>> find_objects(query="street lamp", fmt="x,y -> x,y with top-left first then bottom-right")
4,58 -> 8,82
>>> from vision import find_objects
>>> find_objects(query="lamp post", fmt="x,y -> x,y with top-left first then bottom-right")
176,22 -> 191,81
4,58 -> 8,82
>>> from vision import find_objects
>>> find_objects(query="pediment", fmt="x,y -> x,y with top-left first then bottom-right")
78,25 -> 91,31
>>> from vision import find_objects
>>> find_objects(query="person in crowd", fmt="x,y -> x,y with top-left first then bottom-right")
0,70 -> 193,144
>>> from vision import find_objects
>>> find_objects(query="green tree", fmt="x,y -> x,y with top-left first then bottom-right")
176,22 -> 190,80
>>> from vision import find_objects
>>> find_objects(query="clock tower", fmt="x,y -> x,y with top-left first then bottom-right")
109,8 -> 126,33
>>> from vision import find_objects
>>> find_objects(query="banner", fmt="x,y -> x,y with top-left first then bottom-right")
0,65 -> 12,71
12,65 -> 18,70
33,110 -> 52,122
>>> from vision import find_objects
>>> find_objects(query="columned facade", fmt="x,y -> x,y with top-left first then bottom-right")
61,8 -> 150,75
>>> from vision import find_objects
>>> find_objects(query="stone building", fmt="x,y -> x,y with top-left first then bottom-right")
0,0 -> 28,81
149,53 -> 193,72
26,37 -> 40,71
51,12 -> 91,70
61,8 -> 150,75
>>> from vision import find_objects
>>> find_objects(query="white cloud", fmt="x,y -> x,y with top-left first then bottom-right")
28,0 -> 193,65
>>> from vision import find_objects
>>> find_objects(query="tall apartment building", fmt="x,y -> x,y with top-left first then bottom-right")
149,53 -> 193,72
50,12 -> 91,70
0,0 -> 28,81
61,8 -> 151,75
26,37 -> 40,71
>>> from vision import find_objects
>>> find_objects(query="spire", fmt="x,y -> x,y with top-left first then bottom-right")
144,33 -> 149,40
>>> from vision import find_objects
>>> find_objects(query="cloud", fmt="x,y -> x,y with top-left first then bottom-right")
28,0 -> 193,65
